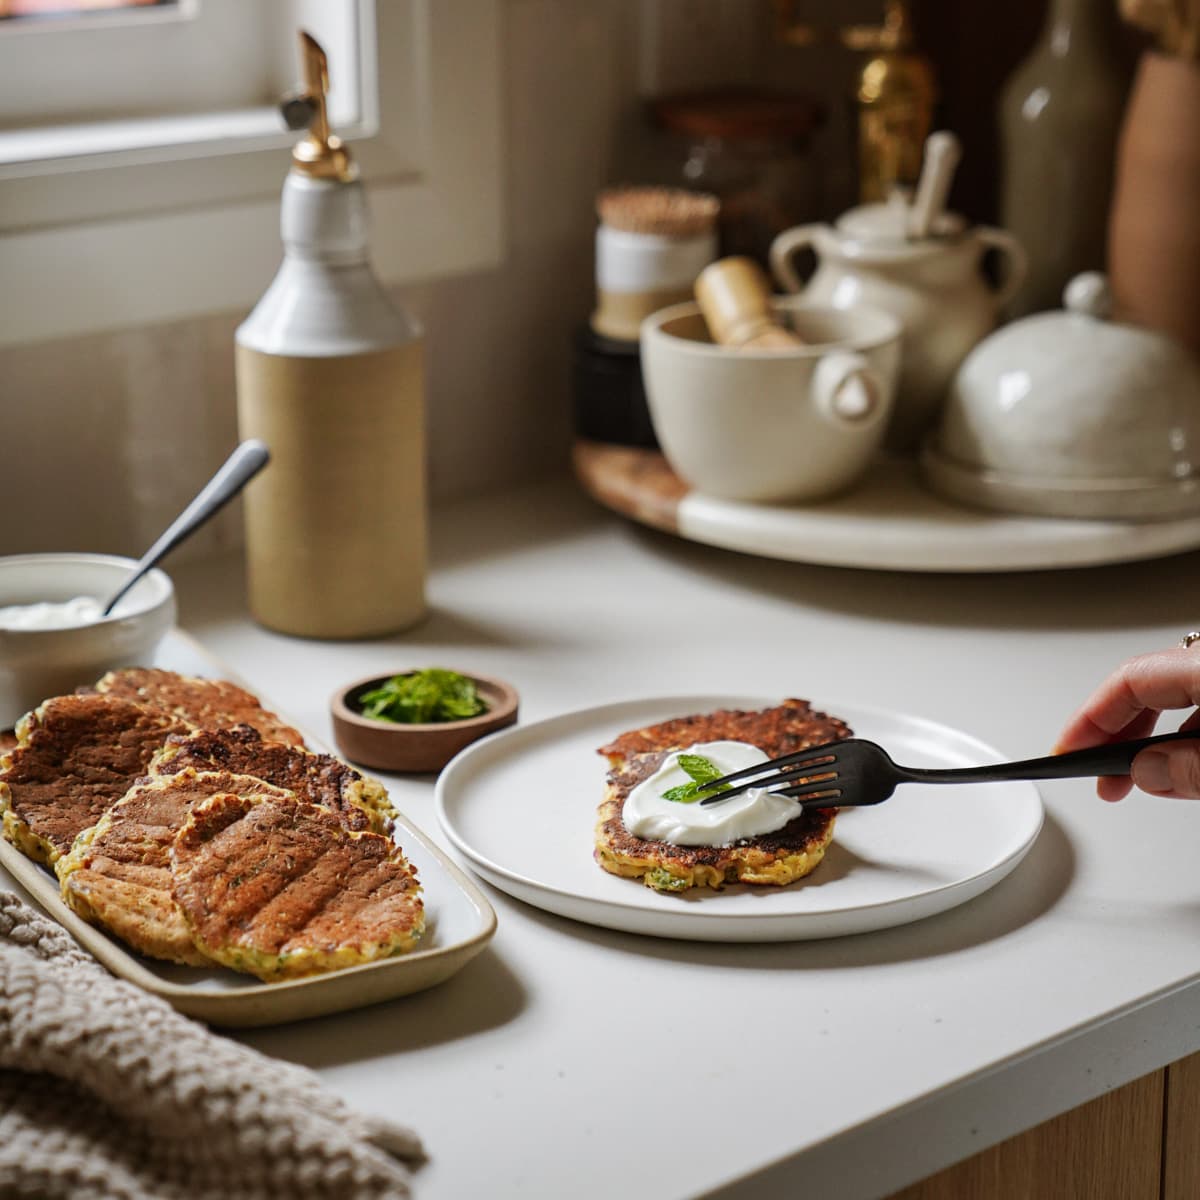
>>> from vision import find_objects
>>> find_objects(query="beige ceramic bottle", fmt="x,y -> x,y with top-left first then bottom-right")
236,34 -> 426,639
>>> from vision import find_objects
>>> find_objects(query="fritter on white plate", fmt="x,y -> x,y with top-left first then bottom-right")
594,700 -> 850,894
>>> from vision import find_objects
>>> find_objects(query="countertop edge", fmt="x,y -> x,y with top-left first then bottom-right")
709,974 -> 1200,1198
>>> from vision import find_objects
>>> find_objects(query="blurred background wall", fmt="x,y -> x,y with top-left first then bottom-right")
0,0 -> 1138,560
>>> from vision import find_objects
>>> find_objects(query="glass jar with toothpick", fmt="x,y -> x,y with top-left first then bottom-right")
591,186 -> 719,344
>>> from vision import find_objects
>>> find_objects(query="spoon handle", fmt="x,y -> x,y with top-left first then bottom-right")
907,130 -> 961,240
102,440 -> 270,616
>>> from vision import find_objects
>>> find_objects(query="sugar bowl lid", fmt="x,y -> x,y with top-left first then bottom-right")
835,197 -> 965,245
922,273 -> 1200,520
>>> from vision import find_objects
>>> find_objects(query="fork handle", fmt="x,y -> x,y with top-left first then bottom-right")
901,730 -> 1200,785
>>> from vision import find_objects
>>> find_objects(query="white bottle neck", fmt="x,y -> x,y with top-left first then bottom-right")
237,169 -> 420,356
280,170 -> 370,264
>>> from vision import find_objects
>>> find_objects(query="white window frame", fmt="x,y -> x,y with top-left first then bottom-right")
0,0 -> 503,348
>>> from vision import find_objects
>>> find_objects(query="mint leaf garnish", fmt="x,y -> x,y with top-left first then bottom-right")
678,754 -> 723,784
662,753 -> 731,804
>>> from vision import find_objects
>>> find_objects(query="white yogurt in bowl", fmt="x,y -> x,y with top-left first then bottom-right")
0,595 -> 106,631
0,554 -> 175,728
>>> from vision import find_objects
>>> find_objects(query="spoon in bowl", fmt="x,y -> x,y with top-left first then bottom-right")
907,130 -> 962,241
101,439 -> 270,617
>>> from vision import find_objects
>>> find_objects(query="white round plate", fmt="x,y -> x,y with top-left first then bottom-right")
436,695 -> 1045,942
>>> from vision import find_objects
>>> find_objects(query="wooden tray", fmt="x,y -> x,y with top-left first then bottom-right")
0,629 -> 497,1028
573,440 -> 1200,573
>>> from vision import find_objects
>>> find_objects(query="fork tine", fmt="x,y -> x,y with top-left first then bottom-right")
700,743 -> 845,791
779,780 -> 843,804
698,768 -> 839,805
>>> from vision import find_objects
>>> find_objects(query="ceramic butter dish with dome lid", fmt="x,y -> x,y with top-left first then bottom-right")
921,273 -> 1200,520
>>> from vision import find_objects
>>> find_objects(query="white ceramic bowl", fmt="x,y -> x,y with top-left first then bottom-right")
0,553 -> 175,730
640,300 -> 902,503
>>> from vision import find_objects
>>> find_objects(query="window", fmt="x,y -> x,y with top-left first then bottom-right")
0,1 -> 176,20
0,0 -> 502,346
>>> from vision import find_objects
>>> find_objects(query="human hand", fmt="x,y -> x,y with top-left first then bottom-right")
1056,644 -> 1200,801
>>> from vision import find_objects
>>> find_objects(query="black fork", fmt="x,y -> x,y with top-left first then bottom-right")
697,731 -> 1200,810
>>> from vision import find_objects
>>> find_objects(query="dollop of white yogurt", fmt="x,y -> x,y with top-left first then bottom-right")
623,740 -> 808,847
0,595 -> 105,631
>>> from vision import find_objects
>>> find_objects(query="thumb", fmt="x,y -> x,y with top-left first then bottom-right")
1131,745 -> 1200,798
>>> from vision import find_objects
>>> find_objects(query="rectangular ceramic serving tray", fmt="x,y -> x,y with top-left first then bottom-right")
0,628 -> 497,1028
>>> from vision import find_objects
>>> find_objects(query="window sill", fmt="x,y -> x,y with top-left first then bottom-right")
0,0 -> 503,348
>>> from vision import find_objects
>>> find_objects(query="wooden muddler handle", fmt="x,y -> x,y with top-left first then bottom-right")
694,258 -> 804,350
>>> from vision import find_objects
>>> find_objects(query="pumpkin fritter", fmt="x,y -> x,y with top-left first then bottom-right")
57,768 -> 294,966
1,667 -> 422,985
90,667 -> 305,748
151,725 -> 394,834
171,792 -> 423,981
594,700 -> 850,894
0,694 -> 186,865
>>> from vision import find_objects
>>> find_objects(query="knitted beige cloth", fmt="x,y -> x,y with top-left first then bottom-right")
0,891 -> 423,1199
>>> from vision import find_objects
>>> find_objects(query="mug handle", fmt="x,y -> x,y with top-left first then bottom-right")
769,224 -> 829,294
976,226 -> 1028,309
813,351 -> 883,427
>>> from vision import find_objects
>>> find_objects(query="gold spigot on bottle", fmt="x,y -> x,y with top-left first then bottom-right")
280,31 -> 356,183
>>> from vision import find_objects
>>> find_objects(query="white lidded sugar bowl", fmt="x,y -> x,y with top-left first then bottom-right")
921,273 -> 1200,519
769,199 -> 1026,453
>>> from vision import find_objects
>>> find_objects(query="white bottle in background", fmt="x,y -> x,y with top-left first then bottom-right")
236,33 -> 426,639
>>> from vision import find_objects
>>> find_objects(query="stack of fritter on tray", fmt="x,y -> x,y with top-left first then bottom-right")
0,668 -> 423,981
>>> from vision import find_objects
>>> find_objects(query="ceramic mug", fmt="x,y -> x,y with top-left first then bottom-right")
640,300 -> 902,504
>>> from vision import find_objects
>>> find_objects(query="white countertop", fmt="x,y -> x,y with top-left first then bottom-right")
19,476 -> 1200,1199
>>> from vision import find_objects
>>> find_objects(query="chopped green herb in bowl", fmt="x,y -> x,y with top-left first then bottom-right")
332,667 -> 518,772
356,668 -> 490,725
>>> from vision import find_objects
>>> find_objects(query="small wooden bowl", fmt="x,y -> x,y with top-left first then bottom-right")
330,671 -> 519,774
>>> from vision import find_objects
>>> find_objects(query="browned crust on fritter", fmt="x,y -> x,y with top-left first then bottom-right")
595,700 -> 850,891
0,694 -> 187,864
151,725 -> 393,834
171,793 -> 423,981
595,772 -> 837,870
90,668 -> 305,748
597,699 -> 850,762
57,768 -> 293,966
